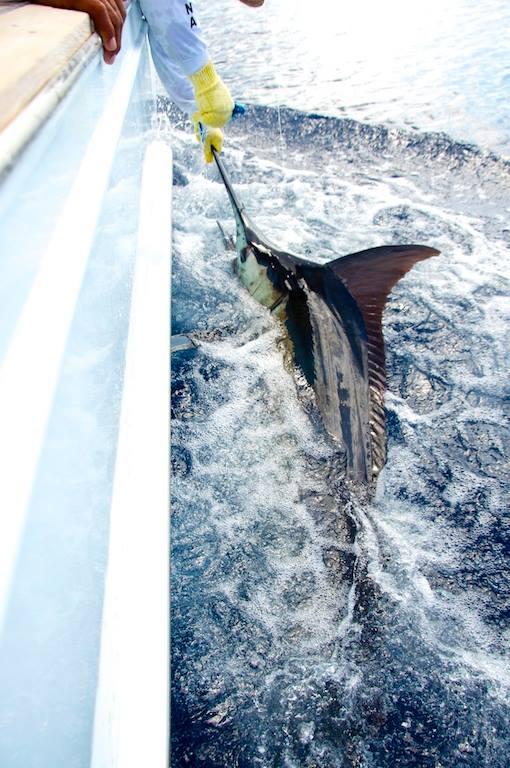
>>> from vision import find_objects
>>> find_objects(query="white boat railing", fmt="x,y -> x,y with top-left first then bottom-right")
90,137 -> 171,768
0,4 -> 170,765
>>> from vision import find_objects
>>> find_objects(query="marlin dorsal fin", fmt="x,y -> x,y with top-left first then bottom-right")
328,244 -> 440,475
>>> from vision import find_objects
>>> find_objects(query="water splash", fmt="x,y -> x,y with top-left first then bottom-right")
169,105 -> 510,766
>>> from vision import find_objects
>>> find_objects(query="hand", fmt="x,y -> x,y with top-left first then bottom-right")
193,122 -> 223,164
189,62 -> 234,129
34,0 -> 126,64
202,127 -> 223,164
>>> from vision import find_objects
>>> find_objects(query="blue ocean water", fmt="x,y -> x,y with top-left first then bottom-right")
204,0 -> 510,158
170,2 -> 509,766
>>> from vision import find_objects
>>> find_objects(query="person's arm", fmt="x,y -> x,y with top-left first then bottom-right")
141,0 -> 234,123
141,0 -> 233,161
33,0 -> 125,64
141,0 -> 209,80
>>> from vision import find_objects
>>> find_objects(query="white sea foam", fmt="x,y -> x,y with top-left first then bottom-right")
170,105 -> 510,764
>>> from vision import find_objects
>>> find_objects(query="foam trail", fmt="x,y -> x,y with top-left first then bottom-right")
169,107 -> 510,766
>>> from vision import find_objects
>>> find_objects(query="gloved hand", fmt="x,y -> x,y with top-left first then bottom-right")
202,127 -> 223,164
189,61 -> 234,128
193,124 -> 224,163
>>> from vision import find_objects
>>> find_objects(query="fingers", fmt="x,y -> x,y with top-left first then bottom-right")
110,0 -> 126,23
103,0 -> 126,58
203,128 -> 223,164
33,0 -> 125,64
88,0 -> 122,63
192,120 -> 223,163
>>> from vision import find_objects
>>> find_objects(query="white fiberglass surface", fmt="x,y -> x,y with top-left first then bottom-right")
0,20 -> 161,768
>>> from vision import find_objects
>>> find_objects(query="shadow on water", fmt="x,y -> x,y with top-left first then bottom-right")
169,104 -> 510,767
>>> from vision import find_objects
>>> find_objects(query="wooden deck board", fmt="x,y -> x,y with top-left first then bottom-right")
0,4 -> 92,131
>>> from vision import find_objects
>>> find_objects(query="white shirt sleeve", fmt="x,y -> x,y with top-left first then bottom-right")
139,0 -> 210,115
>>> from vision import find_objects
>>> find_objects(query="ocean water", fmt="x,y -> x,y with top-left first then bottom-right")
169,2 -> 509,766
204,0 -> 510,158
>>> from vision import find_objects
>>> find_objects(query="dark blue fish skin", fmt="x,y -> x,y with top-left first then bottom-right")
213,148 -> 439,483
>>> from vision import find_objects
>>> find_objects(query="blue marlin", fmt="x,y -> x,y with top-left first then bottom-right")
213,149 -> 439,483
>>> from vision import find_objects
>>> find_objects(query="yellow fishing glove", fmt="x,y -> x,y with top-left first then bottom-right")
203,127 -> 224,164
189,61 -> 234,128
193,123 -> 224,163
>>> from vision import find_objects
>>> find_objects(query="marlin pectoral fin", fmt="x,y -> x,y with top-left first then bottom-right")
216,220 -> 236,251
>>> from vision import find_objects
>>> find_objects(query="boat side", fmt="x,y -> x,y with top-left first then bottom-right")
0,5 -> 170,766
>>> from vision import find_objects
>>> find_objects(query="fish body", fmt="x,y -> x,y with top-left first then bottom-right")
213,150 -> 439,483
